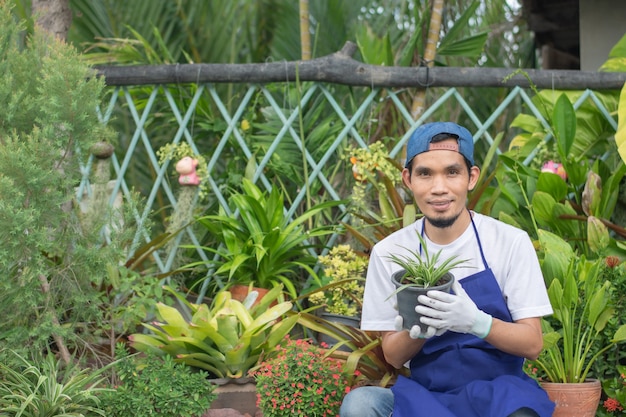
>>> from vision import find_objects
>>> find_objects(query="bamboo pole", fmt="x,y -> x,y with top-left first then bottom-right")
410,0 -> 444,121
300,0 -> 311,60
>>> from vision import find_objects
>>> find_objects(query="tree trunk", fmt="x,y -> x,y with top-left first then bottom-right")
32,0 -> 72,41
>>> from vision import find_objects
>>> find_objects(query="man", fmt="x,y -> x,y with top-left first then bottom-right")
340,122 -> 555,417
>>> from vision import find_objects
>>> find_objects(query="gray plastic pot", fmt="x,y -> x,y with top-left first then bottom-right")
391,269 -> 455,334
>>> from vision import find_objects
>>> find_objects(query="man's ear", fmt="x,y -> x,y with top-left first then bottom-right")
401,168 -> 411,187
468,166 -> 480,191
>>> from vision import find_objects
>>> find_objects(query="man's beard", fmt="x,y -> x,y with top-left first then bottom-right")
424,211 -> 462,229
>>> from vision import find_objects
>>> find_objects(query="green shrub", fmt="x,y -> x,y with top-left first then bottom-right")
100,345 -> 216,417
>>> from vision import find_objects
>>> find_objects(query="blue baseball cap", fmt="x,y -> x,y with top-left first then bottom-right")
404,122 -> 474,168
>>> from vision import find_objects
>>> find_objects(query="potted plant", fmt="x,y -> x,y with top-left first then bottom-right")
185,178 -> 340,300
129,284 -> 299,415
308,244 -> 368,315
129,284 -> 298,379
297,312 -> 409,388
305,244 -> 368,349
386,231 -> 469,334
528,230 -> 626,417
249,335 -> 354,417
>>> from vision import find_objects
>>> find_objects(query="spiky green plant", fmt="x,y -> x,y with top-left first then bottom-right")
387,230 -> 469,294
129,284 -> 299,379
0,350 -> 111,417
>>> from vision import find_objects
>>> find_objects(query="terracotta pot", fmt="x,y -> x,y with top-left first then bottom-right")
228,284 -> 270,307
541,379 -> 601,417
391,270 -> 454,334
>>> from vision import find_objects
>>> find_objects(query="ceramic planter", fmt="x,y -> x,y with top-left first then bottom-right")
540,379 -> 601,417
317,312 -> 361,351
391,269 -> 455,334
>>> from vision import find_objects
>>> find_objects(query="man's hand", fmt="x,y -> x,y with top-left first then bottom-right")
415,280 -> 492,338
394,315 -> 442,339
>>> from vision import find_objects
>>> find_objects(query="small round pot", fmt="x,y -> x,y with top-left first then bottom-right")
540,379 -> 601,417
228,284 -> 270,307
391,270 -> 455,334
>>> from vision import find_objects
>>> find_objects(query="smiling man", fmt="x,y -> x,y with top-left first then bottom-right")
340,122 -> 555,417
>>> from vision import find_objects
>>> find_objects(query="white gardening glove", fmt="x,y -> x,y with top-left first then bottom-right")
394,315 -> 441,339
415,280 -> 493,339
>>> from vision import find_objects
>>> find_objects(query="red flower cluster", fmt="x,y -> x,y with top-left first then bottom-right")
249,336 -> 353,417
604,397 -> 624,413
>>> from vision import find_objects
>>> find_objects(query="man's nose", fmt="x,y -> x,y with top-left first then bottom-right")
431,175 -> 448,193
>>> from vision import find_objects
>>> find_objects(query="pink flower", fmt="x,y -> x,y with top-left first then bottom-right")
605,256 -> 620,268
541,161 -> 567,181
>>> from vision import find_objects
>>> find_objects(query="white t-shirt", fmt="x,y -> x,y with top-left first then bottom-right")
361,212 -> 553,331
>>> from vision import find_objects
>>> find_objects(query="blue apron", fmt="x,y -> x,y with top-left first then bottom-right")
390,217 -> 554,417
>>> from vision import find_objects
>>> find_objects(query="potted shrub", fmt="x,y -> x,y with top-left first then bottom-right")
386,231 -> 469,334
308,244 -> 368,318
249,335 -> 354,417
528,230 -> 626,417
185,178 -> 340,299
304,244 -> 368,349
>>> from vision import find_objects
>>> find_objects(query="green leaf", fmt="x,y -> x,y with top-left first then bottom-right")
615,82 -> 626,165
437,1 -> 482,53
532,191 -> 557,226
437,33 -> 488,57
587,282 -> 609,329
536,172 -> 568,202
552,94 -> 576,159
355,25 -> 393,66
612,324 -> 626,343
538,229 -> 575,286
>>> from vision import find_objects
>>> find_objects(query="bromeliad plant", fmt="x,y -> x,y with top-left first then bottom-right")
529,230 -> 626,383
129,284 -> 299,378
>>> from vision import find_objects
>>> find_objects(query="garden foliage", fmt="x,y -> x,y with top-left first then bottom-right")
0,3 -> 153,361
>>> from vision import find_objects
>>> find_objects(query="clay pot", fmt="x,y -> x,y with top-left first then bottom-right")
391,270 -> 454,334
228,284 -> 270,307
541,379 -> 602,417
